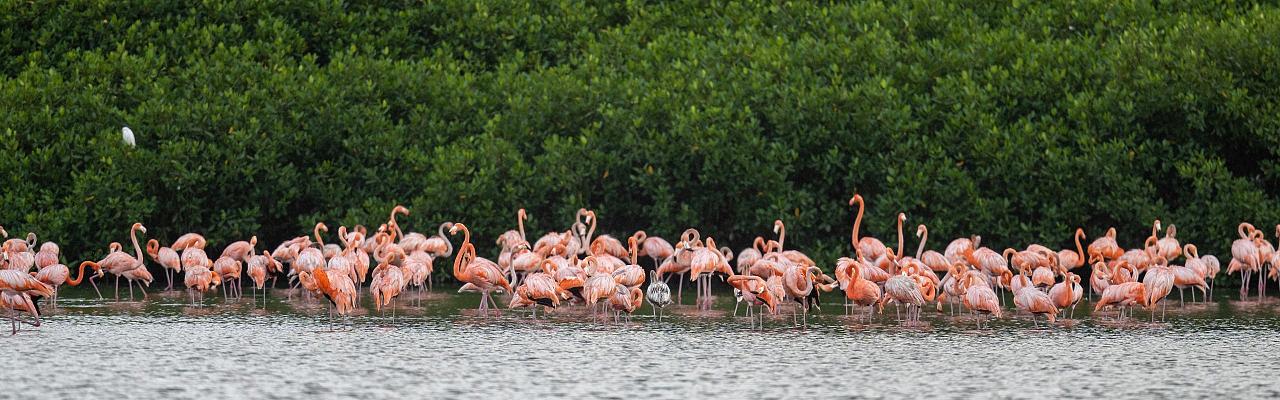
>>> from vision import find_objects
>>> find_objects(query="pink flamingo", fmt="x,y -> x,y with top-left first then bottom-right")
450,223 -> 512,316
1057,228 -> 1086,271
633,230 -> 675,269
145,239 -> 181,291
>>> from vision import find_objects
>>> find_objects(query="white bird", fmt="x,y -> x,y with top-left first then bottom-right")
122,126 -> 136,147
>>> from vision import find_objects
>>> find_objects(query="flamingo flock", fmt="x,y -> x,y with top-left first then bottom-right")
0,195 -> 1273,334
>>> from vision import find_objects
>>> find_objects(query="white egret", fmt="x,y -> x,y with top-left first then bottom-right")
122,126 -> 135,147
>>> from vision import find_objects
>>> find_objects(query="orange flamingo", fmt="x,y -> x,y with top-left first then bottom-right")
1013,283 -> 1058,326
170,233 -> 207,251
1230,222 -> 1261,299
1094,281 -> 1147,320
632,230 -> 674,269
843,258 -> 883,323
959,270 -> 1002,328
1057,228 -> 1086,270
1087,227 -> 1123,263
450,223 -> 512,316
0,270 -> 54,334
849,194 -> 890,262
33,262 -> 69,308
1049,270 -> 1083,319
145,239 -> 181,291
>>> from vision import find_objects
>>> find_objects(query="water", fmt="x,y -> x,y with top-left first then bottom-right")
4,286 -> 1279,399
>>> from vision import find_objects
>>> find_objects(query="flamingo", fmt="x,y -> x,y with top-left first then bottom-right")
688,237 -> 732,310
645,270 -> 673,320
85,223 -> 148,301
881,264 -> 935,326
583,270 -> 617,322
1151,221 -> 1181,261
1087,227 -> 1123,263
944,235 -> 980,264
608,284 -> 644,323
613,237 -> 646,289
305,267 -> 357,329
1146,256 -> 1172,321
735,237 -> 766,276
843,258 -> 883,323
65,260 -> 105,299
1230,223 -> 1262,299
213,256 -> 243,300
726,274 -> 777,328
34,241 -> 59,270
145,239 -> 181,291
632,230 -> 675,269
849,194 -> 890,261
509,260 -> 565,318
1170,261 -> 1208,307
0,270 -> 54,334
1057,228 -> 1086,271
1094,282 -> 1147,320
450,223 -> 512,316
33,263 -> 69,308
1049,270 -> 1083,319
170,233 -> 207,251
247,250 -> 272,307
418,222 -> 455,259
915,225 -> 949,273
1013,284 -> 1058,326
183,263 -> 217,307
959,270 -> 1002,328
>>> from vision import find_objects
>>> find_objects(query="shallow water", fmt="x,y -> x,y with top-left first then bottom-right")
4,285 -> 1280,399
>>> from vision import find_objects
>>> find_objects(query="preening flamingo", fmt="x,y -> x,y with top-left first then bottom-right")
146,239 -> 181,291
0,270 -> 54,334
1094,282 -> 1146,320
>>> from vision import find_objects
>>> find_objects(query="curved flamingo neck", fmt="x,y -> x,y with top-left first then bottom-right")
439,223 -> 454,256
628,238 -> 638,265
517,209 -> 527,241
314,224 -> 326,249
130,224 -> 144,263
851,196 -> 863,255
146,239 -> 160,258
775,221 -> 786,251
895,214 -> 905,260
68,261 -> 96,286
584,211 -> 597,246
915,225 -> 927,259
1073,228 -> 1085,264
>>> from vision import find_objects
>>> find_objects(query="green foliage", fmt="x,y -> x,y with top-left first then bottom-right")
3,1 -> 1278,285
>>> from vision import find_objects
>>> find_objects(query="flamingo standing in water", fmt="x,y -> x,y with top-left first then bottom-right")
508,260 -> 565,318
80,223 -> 148,301
246,250 -> 273,308
1095,282 -> 1146,321
33,262 -> 69,308
0,270 -> 55,334
632,230 -> 674,269
645,270 -> 673,320
959,270 -> 1002,328
305,267 -> 357,329
843,257 -> 883,323
849,194 -> 890,262
1049,270 -> 1083,319
450,223 -> 512,316
1013,283 -> 1058,326
1229,223 -> 1262,300
145,239 -> 181,291
726,274 -> 777,328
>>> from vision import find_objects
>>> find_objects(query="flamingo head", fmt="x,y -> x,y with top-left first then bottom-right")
848,194 -> 862,206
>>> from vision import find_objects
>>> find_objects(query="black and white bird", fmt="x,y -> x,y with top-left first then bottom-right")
645,270 -> 672,320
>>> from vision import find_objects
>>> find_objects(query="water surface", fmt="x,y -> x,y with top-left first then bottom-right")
4,286 -> 1278,399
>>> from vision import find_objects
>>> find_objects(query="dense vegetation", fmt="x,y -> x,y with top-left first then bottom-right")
3,1 -> 1278,281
